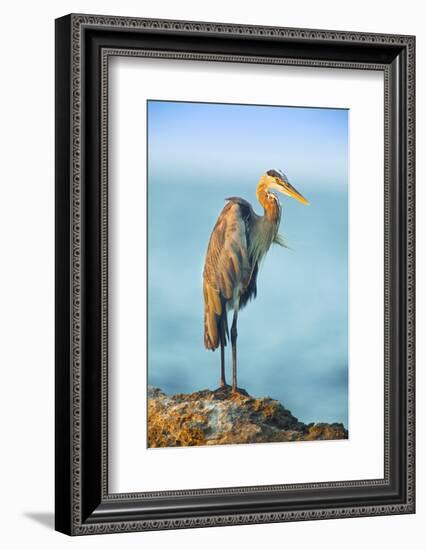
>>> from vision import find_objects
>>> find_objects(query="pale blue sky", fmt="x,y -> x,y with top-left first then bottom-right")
148,100 -> 348,185
147,100 -> 349,427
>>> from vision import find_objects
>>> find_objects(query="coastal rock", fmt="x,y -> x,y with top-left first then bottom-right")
147,386 -> 348,447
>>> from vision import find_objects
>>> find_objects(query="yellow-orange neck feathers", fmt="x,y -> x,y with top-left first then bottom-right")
256,175 -> 281,223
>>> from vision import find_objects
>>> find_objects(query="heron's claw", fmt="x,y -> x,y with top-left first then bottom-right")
231,386 -> 250,397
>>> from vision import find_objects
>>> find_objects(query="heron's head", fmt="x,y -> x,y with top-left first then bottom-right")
264,169 -> 309,205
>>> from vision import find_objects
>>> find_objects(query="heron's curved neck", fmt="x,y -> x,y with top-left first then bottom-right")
256,176 -> 281,224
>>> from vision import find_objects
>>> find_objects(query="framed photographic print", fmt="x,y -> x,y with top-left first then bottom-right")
55,14 -> 415,535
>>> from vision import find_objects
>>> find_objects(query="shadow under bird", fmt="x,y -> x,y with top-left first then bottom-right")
203,169 -> 309,394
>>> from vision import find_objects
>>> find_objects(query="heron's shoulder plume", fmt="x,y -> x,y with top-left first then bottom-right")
225,196 -> 254,212
225,196 -> 252,208
225,196 -> 256,225
203,199 -> 253,350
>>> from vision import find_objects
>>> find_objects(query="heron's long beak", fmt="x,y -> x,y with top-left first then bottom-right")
281,181 -> 309,205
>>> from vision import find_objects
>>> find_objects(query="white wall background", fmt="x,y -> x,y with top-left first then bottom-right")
0,0 -> 423,547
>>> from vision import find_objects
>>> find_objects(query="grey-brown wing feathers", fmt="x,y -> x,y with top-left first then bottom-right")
203,200 -> 253,350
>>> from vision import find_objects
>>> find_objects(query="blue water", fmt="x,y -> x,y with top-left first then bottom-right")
147,176 -> 348,427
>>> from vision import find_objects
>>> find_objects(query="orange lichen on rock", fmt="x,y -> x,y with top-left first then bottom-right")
147,386 -> 348,448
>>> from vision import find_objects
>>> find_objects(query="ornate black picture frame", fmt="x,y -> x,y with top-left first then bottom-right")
55,14 -> 415,535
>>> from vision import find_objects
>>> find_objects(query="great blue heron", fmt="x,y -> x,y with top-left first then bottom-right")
203,169 -> 308,393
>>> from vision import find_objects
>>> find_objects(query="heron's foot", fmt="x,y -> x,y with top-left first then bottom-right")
213,384 -> 234,400
231,386 -> 250,397
214,382 -> 231,396
213,385 -> 249,400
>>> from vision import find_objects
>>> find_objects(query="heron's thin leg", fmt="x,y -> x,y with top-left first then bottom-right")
231,308 -> 239,393
220,340 -> 226,387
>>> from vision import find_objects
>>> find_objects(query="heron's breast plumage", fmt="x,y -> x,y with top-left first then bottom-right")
249,216 -> 279,266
